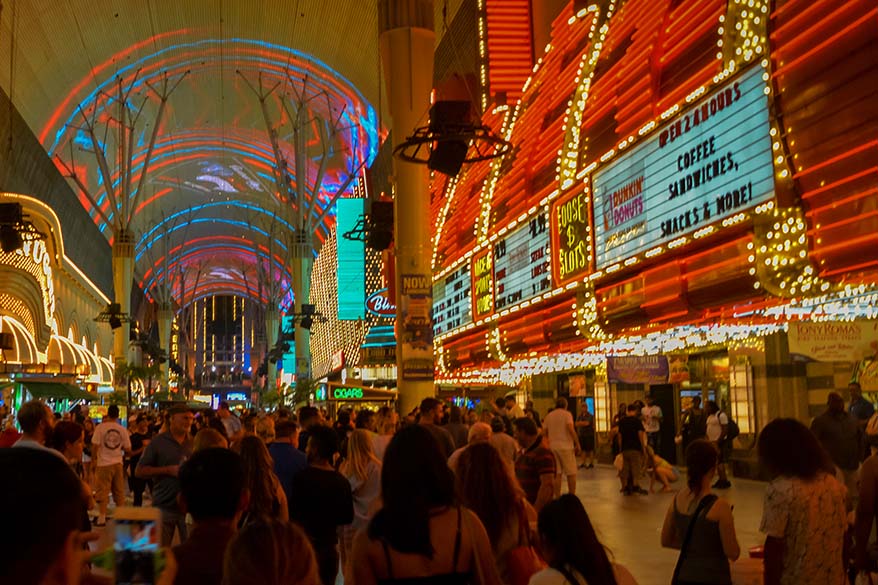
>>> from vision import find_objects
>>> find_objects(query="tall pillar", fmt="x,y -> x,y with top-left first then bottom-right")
157,304 -> 173,393
112,230 -> 135,368
265,305 -> 280,388
379,0 -> 436,416
292,232 -> 313,381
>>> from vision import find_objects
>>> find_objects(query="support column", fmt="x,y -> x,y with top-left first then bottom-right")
157,304 -> 173,393
112,230 -> 135,368
292,232 -> 313,382
379,0 -> 436,416
265,306 -> 280,372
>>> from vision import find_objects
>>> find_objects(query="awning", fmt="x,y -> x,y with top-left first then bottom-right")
19,381 -> 95,401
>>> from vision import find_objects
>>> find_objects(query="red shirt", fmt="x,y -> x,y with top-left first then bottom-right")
0,428 -> 22,448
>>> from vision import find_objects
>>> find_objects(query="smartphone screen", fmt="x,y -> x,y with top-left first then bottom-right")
114,517 -> 159,585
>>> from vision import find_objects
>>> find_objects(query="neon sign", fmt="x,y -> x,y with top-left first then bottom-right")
472,250 -> 494,318
366,288 -> 396,317
332,387 -> 364,400
551,189 -> 590,286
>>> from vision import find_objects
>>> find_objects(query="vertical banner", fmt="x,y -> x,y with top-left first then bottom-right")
400,273 -> 434,380
336,198 -> 366,320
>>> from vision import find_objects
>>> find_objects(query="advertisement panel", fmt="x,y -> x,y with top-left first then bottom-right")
471,249 -> 494,319
400,274 -> 433,380
592,65 -> 775,268
789,320 -> 878,362
551,188 -> 591,286
607,356 -> 669,385
432,264 -> 472,336
493,213 -> 551,311
336,198 -> 366,320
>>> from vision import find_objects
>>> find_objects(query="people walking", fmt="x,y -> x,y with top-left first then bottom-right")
618,403 -> 648,495
350,424 -> 502,584
290,424 -> 354,585
705,401 -> 731,489
91,404 -> 131,526
339,429 -> 382,583
456,442 -> 538,584
641,395 -> 663,454
661,440 -> 739,584
529,494 -> 638,585
137,404 -> 195,545
811,391 -> 862,510
758,418 -> 847,585
575,402 -> 596,469
512,417 -> 556,512
543,397 -> 581,497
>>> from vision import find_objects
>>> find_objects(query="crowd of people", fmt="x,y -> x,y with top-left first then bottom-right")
2,385 -> 878,585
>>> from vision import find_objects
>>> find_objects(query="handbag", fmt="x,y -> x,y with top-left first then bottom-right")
504,501 -> 546,585
671,494 -> 718,585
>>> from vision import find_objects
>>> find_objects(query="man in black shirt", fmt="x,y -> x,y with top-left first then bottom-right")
290,424 -> 353,585
127,415 -> 152,506
418,397 -> 456,458
618,403 -> 647,495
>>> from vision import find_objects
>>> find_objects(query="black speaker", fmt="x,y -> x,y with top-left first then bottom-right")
0,203 -> 23,225
427,101 -> 472,176
428,140 -> 468,176
368,201 -> 394,251
109,316 -> 123,330
0,224 -> 22,253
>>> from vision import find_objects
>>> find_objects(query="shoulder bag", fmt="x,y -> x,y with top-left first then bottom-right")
671,494 -> 718,584
504,500 -> 547,585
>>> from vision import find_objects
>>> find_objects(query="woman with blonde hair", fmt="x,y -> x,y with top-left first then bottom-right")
223,519 -> 321,585
236,435 -> 289,524
372,405 -> 398,460
340,428 -> 382,582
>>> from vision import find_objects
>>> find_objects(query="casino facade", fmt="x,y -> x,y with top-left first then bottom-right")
427,0 -> 877,465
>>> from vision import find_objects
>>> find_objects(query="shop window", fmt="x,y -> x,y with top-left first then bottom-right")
729,359 -> 755,436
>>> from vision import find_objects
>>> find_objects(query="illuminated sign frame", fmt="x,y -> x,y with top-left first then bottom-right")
551,188 -> 592,286
493,213 -> 551,311
471,249 -> 494,318
591,65 -> 775,269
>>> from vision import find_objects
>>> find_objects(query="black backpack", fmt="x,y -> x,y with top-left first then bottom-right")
722,411 -> 740,441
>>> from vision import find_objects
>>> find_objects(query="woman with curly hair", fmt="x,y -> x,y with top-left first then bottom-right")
236,435 -> 288,524
758,418 -> 846,585
456,442 -> 537,584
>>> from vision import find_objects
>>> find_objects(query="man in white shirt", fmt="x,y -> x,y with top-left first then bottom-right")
641,395 -> 663,454
92,404 -> 131,525
543,397 -> 581,497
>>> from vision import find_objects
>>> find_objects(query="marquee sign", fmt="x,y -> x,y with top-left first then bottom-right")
472,249 -> 494,319
433,263 -> 472,336
592,65 -> 775,268
551,188 -> 591,286
493,213 -> 551,311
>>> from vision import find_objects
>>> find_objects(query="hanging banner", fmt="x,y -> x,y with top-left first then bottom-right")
789,320 -> 878,362
607,355 -> 669,385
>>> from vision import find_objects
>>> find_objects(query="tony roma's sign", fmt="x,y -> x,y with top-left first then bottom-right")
592,65 -> 776,268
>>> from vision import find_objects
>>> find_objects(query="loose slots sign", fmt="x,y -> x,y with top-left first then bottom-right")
592,65 -> 775,268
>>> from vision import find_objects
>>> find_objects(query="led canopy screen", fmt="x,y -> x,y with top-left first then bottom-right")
592,65 -> 775,268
